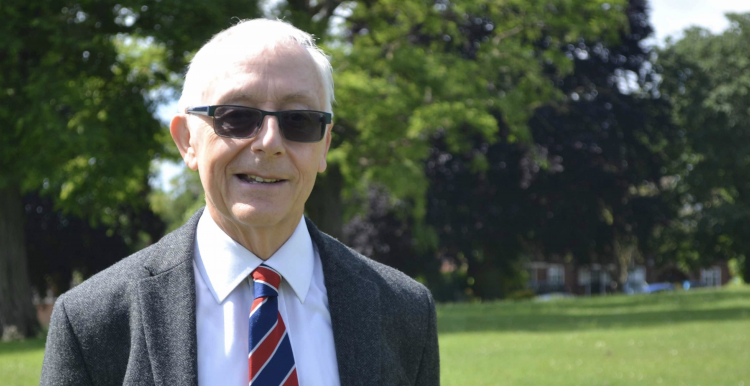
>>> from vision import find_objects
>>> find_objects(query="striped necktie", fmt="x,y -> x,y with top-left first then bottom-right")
248,264 -> 299,386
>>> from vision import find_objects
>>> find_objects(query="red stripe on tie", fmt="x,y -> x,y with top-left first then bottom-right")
249,313 -> 286,381
250,297 -> 265,316
282,368 -> 299,386
252,266 -> 281,289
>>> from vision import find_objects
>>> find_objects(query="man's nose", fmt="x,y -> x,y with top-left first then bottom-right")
249,115 -> 285,155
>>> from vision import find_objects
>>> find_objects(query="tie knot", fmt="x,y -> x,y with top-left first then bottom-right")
251,264 -> 282,298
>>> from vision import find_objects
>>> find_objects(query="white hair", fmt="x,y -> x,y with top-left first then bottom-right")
178,18 -> 334,114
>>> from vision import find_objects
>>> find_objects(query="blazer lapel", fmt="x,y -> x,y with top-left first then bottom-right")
307,218 -> 381,386
138,209 -> 203,386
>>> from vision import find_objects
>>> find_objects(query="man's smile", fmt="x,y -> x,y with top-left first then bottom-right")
235,173 -> 286,184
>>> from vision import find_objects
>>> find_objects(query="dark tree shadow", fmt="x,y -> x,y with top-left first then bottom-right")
0,337 -> 46,356
437,290 -> 750,334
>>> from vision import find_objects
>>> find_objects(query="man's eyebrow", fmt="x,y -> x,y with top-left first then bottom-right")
216,89 -> 261,105
215,89 -> 320,108
278,92 -> 317,104
216,89 -> 321,109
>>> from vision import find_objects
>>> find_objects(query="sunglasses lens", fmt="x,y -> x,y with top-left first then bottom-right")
213,106 -> 262,138
279,111 -> 324,142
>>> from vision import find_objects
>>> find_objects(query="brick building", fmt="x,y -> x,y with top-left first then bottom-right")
526,260 -> 731,296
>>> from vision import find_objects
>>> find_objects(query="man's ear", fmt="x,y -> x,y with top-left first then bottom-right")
170,114 -> 199,171
318,123 -> 333,173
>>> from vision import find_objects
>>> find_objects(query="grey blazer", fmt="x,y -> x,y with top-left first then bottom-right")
40,209 -> 439,385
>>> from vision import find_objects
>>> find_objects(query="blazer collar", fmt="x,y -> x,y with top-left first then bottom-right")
138,208 -> 203,386
306,217 -> 381,386
143,207 -> 202,275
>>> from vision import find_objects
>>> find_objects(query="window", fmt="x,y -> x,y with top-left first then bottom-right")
629,266 -> 646,282
578,269 -> 591,285
548,265 -> 564,285
701,266 -> 722,287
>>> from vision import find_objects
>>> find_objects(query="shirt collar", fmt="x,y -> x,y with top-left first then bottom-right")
194,211 -> 314,304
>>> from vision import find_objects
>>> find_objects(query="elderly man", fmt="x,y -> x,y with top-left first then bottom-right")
40,18 -> 439,386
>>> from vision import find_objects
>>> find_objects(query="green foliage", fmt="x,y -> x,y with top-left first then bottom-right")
505,288 -> 537,301
23,191 -> 166,296
149,168 -> 205,233
327,0 -> 628,219
0,2 -> 259,336
658,13 -> 750,277
0,0 -> 260,223
415,0 -> 680,299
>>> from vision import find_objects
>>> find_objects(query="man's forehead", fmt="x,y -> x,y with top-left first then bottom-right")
214,79 -> 320,106
202,46 -> 324,108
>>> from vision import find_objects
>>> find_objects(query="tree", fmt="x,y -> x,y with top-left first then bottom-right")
523,0 -> 680,289
1,0 -> 260,338
285,0 -> 636,299
657,13 -> 750,281
408,0 -> 682,298
424,131 -> 535,299
325,0 -> 628,234
343,186 -> 436,281
24,191 -> 165,297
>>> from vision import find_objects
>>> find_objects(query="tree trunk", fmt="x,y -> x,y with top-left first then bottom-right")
0,185 -> 39,340
612,235 -> 638,292
306,164 -> 343,239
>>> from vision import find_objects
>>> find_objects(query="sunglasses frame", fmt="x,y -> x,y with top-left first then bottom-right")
185,105 -> 332,143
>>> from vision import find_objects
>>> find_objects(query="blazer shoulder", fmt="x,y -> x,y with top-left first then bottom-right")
55,242 -> 154,327
317,229 -> 433,307
58,218 -> 196,323
359,250 -> 432,302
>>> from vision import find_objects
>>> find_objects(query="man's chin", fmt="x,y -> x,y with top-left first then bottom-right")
228,204 -> 291,228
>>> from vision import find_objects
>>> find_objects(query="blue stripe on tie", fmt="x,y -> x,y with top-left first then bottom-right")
252,333 -> 295,385
254,281 -> 279,299
248,297 -> 278,351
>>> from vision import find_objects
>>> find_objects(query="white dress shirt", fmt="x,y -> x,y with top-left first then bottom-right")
193,211 -> 341,386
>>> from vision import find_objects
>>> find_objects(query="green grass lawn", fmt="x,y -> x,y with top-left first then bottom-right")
2,286 -> 749,385
0,336 -> 46,385
439,286 -> 750,386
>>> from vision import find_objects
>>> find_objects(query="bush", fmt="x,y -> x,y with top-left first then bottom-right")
507,289 -> 536,301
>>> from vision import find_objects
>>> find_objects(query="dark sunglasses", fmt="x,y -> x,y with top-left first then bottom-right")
186,105 -> 331,143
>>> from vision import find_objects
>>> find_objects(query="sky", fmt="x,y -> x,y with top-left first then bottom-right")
648,0 -> 750,44
152,0 -> 750,191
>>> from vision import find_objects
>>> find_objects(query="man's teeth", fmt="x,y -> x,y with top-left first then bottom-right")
240,174 -> 280,183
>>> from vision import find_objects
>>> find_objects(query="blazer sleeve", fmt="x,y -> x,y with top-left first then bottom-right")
40,296 -> 94,386
415,290 -> 440,386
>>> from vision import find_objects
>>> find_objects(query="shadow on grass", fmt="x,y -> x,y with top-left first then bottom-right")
437,290 -> 750,334
0,337 -> 46,357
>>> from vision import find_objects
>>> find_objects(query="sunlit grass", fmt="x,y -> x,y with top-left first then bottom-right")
2,287 -> 749,385
438,286 -> 750,385
0,337 -> 45,385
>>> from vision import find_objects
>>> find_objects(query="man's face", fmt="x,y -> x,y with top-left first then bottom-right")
182,44 -> 331,232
